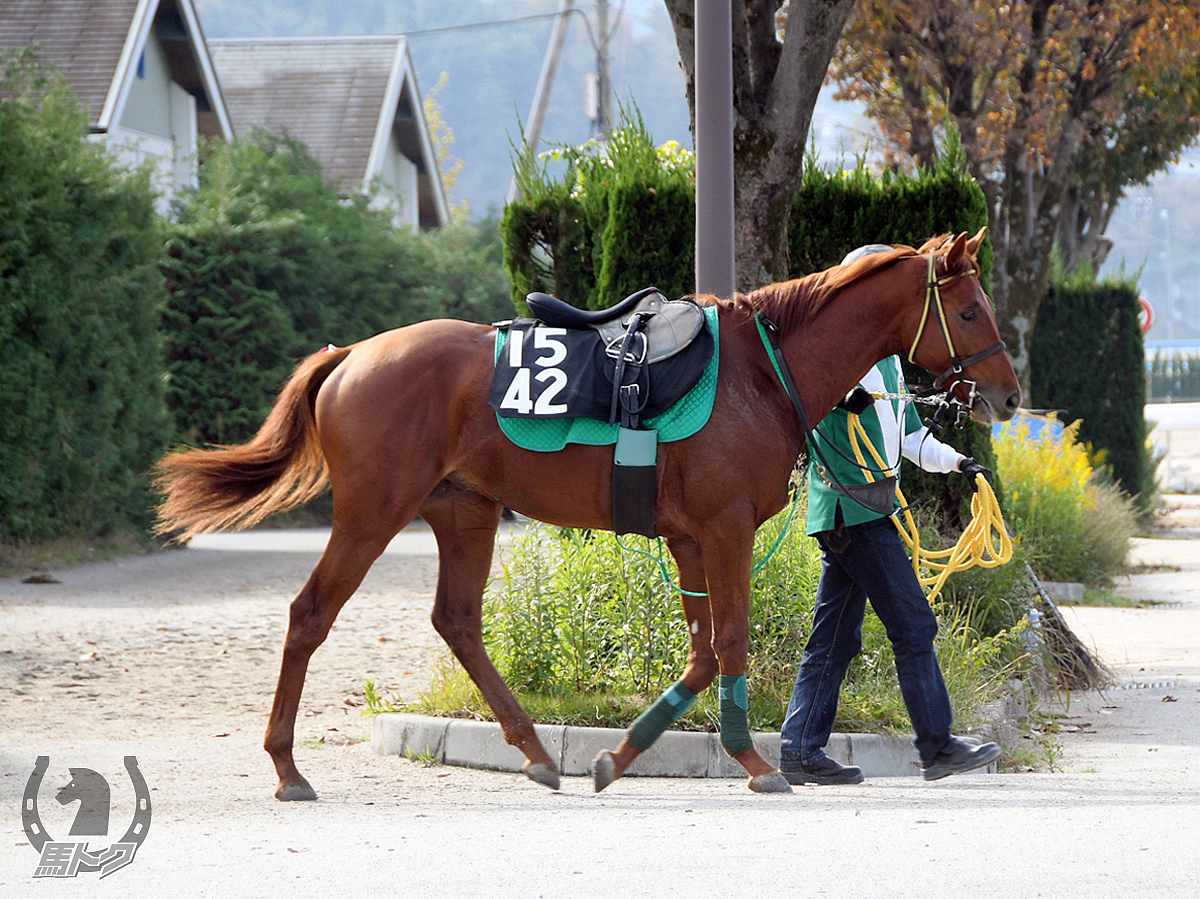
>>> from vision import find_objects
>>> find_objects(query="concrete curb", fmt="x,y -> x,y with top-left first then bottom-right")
372,713 -> 951,779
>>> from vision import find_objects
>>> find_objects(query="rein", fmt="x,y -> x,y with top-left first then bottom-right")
756,314 -> 898,515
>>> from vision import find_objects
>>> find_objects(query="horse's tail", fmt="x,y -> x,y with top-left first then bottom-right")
154,346 -> 353,540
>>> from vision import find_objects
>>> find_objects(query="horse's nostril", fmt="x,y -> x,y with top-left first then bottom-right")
1006,392 -> 1021,413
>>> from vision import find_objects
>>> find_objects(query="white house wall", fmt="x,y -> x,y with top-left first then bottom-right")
110,29 -> 199,215
370,130 -> 420,231
121,31 -> 173,138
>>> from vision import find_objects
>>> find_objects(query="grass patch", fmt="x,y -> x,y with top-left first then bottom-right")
365,506 -> 1033,738
1062,586 -> 1171,609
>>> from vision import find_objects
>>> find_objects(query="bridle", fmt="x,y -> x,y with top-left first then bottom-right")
755,247 -> 1008,515
909,253 -> 1006,405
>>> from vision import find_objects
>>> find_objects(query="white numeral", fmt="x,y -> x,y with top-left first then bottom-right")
533,328 -> 568,367
506,328 -> 525,368
500,367 -> 533,414
534,368 -> 568,414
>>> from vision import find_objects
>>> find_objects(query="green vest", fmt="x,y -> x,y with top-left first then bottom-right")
806,358 -> 923,535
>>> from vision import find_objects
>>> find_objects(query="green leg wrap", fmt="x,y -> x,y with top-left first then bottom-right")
627,680 -> 698,751
718,674 -> 753,756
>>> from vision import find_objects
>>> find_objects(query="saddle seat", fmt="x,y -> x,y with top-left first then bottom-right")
526,287 -> 707,364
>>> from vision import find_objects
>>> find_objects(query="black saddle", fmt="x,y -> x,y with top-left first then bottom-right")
490,288 -> 713,430
527,287 -> 661,328
492,288 -> 715,540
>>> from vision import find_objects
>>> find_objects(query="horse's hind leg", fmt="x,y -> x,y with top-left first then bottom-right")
421,485 -> 560,790
594,537 -> 719,792
266,529 -> 392,801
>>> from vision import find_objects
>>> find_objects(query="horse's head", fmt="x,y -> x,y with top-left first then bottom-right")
905,229 -> 1021,423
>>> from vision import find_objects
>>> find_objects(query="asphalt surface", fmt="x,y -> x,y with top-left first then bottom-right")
3,500 -> 1200,898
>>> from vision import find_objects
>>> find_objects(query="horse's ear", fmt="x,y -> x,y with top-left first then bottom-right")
966,226 -> 987,257
944,231 -> 968,268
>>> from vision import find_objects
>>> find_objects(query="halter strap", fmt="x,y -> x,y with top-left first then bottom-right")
909,254 -> 1006,391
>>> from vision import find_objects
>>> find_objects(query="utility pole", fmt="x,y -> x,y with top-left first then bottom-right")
594,0 -> 612,138
507,0 -> 576,204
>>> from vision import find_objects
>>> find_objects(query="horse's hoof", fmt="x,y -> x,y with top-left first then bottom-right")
275,779 -> 318,801
748,770 -> 792,794
523,762 -> 561,791
593,749 -> 619,793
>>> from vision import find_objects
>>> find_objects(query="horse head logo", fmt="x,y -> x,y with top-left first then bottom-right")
57,767 -> 111,836
22,756 -> 152,878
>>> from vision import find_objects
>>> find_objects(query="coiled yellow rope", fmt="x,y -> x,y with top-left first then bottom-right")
847,411 -> 1012,603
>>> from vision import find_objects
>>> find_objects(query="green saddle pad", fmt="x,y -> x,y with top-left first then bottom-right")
494,305 -> 720,452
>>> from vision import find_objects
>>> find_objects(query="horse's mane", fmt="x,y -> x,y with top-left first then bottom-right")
707,234 -> 978,334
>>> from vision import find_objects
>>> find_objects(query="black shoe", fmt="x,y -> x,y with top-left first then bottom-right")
921,737 -> 1002,781
780,756 -> 864,785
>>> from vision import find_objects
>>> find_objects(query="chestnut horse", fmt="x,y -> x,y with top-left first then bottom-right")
155,230 -> 1020,800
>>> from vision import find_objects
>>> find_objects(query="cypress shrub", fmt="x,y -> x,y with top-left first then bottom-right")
501,109 -> 695,312
0,50 -> 169,541
160,221 -> 300,446
1030,276 -> 1151,504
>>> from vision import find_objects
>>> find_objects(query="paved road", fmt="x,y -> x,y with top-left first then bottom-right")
3,504 -> 1200,898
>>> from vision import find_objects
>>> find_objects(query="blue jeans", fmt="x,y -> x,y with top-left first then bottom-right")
779,517 -> 953,767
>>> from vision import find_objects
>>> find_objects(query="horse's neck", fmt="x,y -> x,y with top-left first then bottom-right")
780,291 -> 905,427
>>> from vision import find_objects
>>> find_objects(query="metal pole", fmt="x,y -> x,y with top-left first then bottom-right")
507,0 -> 576,203
595,0 -> 612,137
693,0 -> 736,298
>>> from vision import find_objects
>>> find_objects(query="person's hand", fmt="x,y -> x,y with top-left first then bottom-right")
959,457 -> 993,487
837,386 -> 874,415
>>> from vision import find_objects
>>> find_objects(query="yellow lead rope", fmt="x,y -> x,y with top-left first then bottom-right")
847,411 -> 1012,603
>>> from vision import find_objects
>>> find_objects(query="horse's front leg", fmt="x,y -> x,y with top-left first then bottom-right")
594,537 -> 718,792
700,522 -> 791,793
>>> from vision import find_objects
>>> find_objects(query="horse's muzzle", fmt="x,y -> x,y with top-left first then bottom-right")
970,386 -> 1022,424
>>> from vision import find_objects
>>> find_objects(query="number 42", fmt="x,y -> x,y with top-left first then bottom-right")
501,328 -> 569,415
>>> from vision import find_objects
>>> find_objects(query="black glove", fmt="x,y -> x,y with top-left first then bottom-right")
837,386 -> 874,415
959,457 -> 993,486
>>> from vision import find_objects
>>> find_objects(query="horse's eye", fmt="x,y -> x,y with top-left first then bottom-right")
960,307 -> 979,322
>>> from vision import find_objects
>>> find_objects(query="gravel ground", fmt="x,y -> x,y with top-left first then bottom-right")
2,505 -> 1199,897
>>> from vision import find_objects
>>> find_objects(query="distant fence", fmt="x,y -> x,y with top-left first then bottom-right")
1148,353 -> 1200,402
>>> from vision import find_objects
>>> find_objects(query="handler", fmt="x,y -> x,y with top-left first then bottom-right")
778,245 -> 1002,786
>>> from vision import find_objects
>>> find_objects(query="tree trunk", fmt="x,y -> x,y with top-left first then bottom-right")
665,0 -> 855,292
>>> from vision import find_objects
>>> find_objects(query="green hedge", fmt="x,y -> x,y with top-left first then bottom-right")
501,110 -> 696,312
0,51 -> 169,541
161,133 -> 438,446
1148,353 -> 1200,402
1030,277 -> 1151,504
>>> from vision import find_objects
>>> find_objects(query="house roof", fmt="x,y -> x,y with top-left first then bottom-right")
208,37 -> 448,229
0,0 -> 233,138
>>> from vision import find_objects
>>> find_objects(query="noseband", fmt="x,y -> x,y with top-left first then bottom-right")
909,254 -> 1006,399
